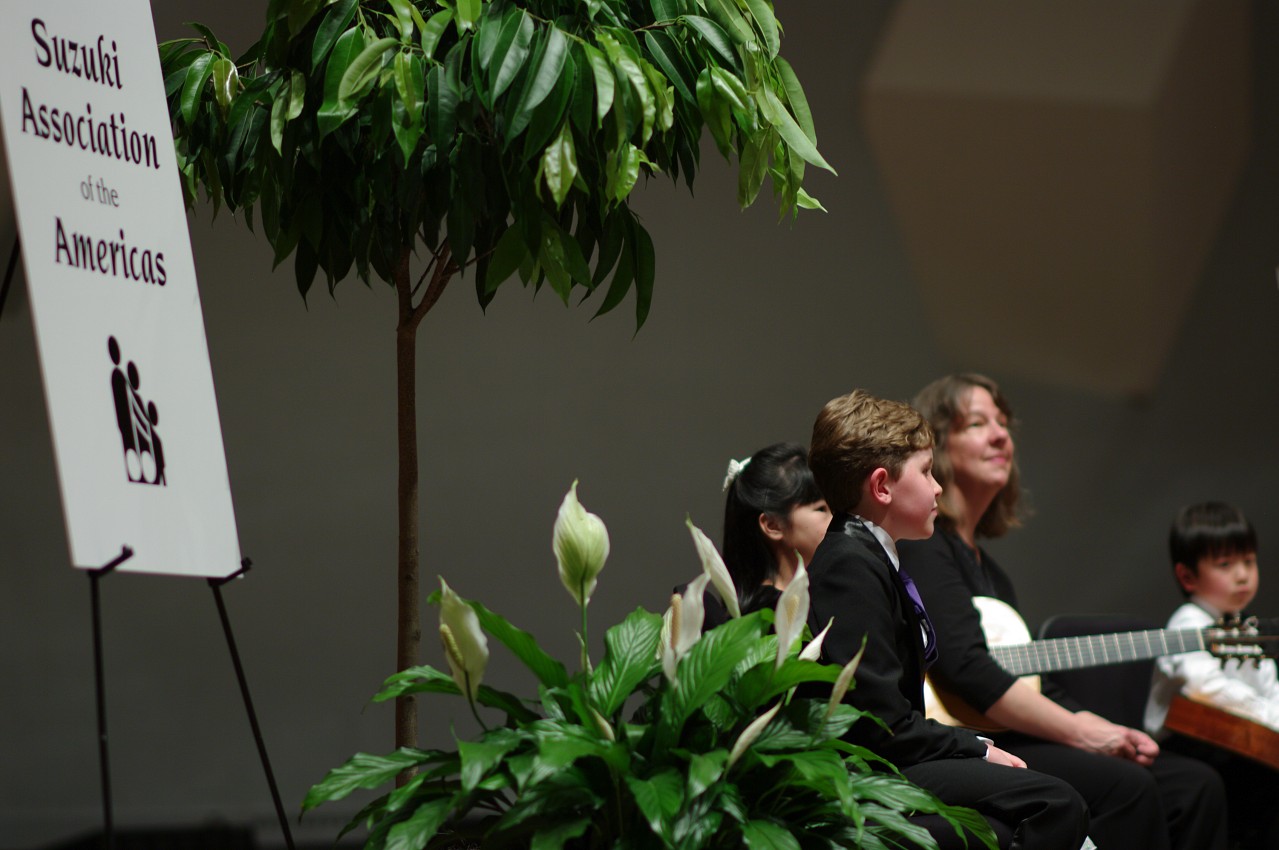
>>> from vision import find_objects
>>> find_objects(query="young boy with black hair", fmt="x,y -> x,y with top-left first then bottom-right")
1146,501 -> 1279,849
806,389 -> 1089,850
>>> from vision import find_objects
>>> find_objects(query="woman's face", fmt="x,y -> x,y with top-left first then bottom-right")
946,386 -> 1014,499
779,500 -> 832,567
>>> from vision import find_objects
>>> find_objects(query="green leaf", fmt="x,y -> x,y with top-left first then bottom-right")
605,143 -> 642,205
742,0 -> 781,58
484,226 -> 529,295
286,0 -> 324,37
663,613 -> 763,727
490,9 -> 534,99
375,664 -> 539,722
302,749 -> 434,810
588,607 -> 663,716
591,214 -> 634,319
458,737 -> 520,792
582,43 -> 614,127
338,37 -> 397,107
179,52 -> 214,126
686,750 -> 728,800
589,213 -> 625,288
632,221 -> 655,328
681,16 -> 738,69
456,0 -> 481,31
426,62 -> 459,153
538,226 -> 573,303
421,9 -> 454,60
311,0 -> 358,71
741,819 -> 800,850
643,30 -> 695,104
540,122 -> 577,209
649,0 -> 679,19
704,0 -> 754,46
385,797 -> 453,850
531,818 -> 591,850
775,57 -> 815,144
270,87 -> 289,153
386,0 -> 415,42
756,86 -> 834,173
517,26 -> 569,119
317,27 -> 364,137
625,769 -> 684,840
464,598 -> 571,688
211,57 -> 237,110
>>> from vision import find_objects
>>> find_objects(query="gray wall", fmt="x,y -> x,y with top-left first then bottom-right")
3,2 -> 1277,847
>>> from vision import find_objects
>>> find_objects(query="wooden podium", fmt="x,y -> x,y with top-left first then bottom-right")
1165,695 -> 1279,771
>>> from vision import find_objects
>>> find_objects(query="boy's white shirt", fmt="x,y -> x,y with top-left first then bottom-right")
1145,595 -> 1279,735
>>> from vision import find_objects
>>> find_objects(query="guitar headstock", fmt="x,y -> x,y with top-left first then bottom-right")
1205,615 -> 1279,663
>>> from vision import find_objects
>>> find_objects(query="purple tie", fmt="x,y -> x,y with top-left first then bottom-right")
898,566 -> 939,667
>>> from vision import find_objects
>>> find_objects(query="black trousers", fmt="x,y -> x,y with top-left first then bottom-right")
1164,733 -> 1278,850
903,757 -> 1089,850
1003,736 -> 1227,850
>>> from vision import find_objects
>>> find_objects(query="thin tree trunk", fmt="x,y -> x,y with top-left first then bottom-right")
394,247 -> 420,758
393,243 -> 454,767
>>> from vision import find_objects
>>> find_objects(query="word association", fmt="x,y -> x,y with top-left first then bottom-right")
31,18 -> 123,90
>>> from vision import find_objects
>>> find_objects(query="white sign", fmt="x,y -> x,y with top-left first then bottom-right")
0,0 -> 239,578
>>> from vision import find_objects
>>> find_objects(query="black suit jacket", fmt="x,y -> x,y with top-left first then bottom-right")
807,515 -> 987,768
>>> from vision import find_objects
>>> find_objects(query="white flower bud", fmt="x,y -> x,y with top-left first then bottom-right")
553,480 -> 610,607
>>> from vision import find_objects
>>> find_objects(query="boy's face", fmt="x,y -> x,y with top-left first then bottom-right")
884,448 -> 942,541
1177,550 -> 1259,614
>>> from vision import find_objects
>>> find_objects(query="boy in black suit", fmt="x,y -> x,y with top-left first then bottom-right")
806,389 -> 1088,850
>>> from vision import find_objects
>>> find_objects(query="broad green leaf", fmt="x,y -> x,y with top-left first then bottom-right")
456,0 -> 481,31
338,37 -> 396,107
663,613 -> 763,727
311,0 -> 358,71
426,63 -> 459,153
386,0 -> 415,42
531,818 -> 591,850
605,143 -> 642,204
286,0 -> 324,38
625,770 -> 684,840
538,226 -> 573,303
703,0 -> 754,46
732,657 -> 841,708
287,69 -> 305,119
462,597 -> 571,688
640,59 -> 674,133
270,85 -> 289,153
643,30 -> 695,103
484,226 -> 528,295
317,27 -> 363,136
742,819 -> 800,850
521,53 -> 577,158
385,797 -> 452,850
394,51 -> 424,116
540,122 -> 577,209
490,10 -> 535,100
754,748 -> 847,784
632,222 -> 655,328
796,187 -> 826,211
516,26 -> 569,121
421,9 -> 454,61
682,15 -> 737,69
588,607 -> 663,716
649,0 -> 679,19
179,52 -> 214,125
458,737 -> 520,792
211,57 -> 238,110
531,720 -> 616,768
776,57 -> 815,143
589,213 -> 625,288
591,214 -> 634,319
302,749 -> 434,810
696,70 -> 732,158
742,0 -> 780,58
756,86 -> 834,173
686,750 -> 728,800
375,664 -> 539,722
582,43 -> 614,127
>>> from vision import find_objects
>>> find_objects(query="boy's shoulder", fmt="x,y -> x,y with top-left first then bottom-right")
810,518 -> 895,580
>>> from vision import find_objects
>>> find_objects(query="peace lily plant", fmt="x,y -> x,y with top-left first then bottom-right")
303,482 -> 997,850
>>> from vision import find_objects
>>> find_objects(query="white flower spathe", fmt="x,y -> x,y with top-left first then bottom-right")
438,577 -> 489,702
728,701 -> 781,768
553,480 -> 610,607
774,560 -> 810,669
826,641 -> 866,719
662,573 -> 708,683
687,517 -> 741,619
799,617 -> 833,662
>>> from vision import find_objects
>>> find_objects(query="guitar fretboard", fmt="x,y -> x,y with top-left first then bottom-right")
993,629 -> 1206,676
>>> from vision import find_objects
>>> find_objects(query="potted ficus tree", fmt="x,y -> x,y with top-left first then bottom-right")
161,0 -> 833,754
301,483 -> 998,849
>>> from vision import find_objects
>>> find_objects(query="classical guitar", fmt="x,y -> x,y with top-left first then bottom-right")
1164,694 -> 1279,771
924,597 -> 1279,732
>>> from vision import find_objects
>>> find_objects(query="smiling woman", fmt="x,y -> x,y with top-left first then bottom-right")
899,373 -> 1229,850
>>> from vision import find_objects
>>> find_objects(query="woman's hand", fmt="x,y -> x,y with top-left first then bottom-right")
984,743 -> 1027,768
1069,711 -> 1159,765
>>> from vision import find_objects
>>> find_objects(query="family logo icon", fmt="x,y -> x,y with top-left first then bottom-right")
107,335 -> 165,486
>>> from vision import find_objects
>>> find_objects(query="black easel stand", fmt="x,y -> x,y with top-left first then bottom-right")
90,546 -> 134,850
210,559 -> 296,850
0,235 -> 19,321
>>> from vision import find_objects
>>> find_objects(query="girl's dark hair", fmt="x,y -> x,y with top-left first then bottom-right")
913,373 -> 1023,539
1170,502 -> 1257,596
722,442 -> 824,612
